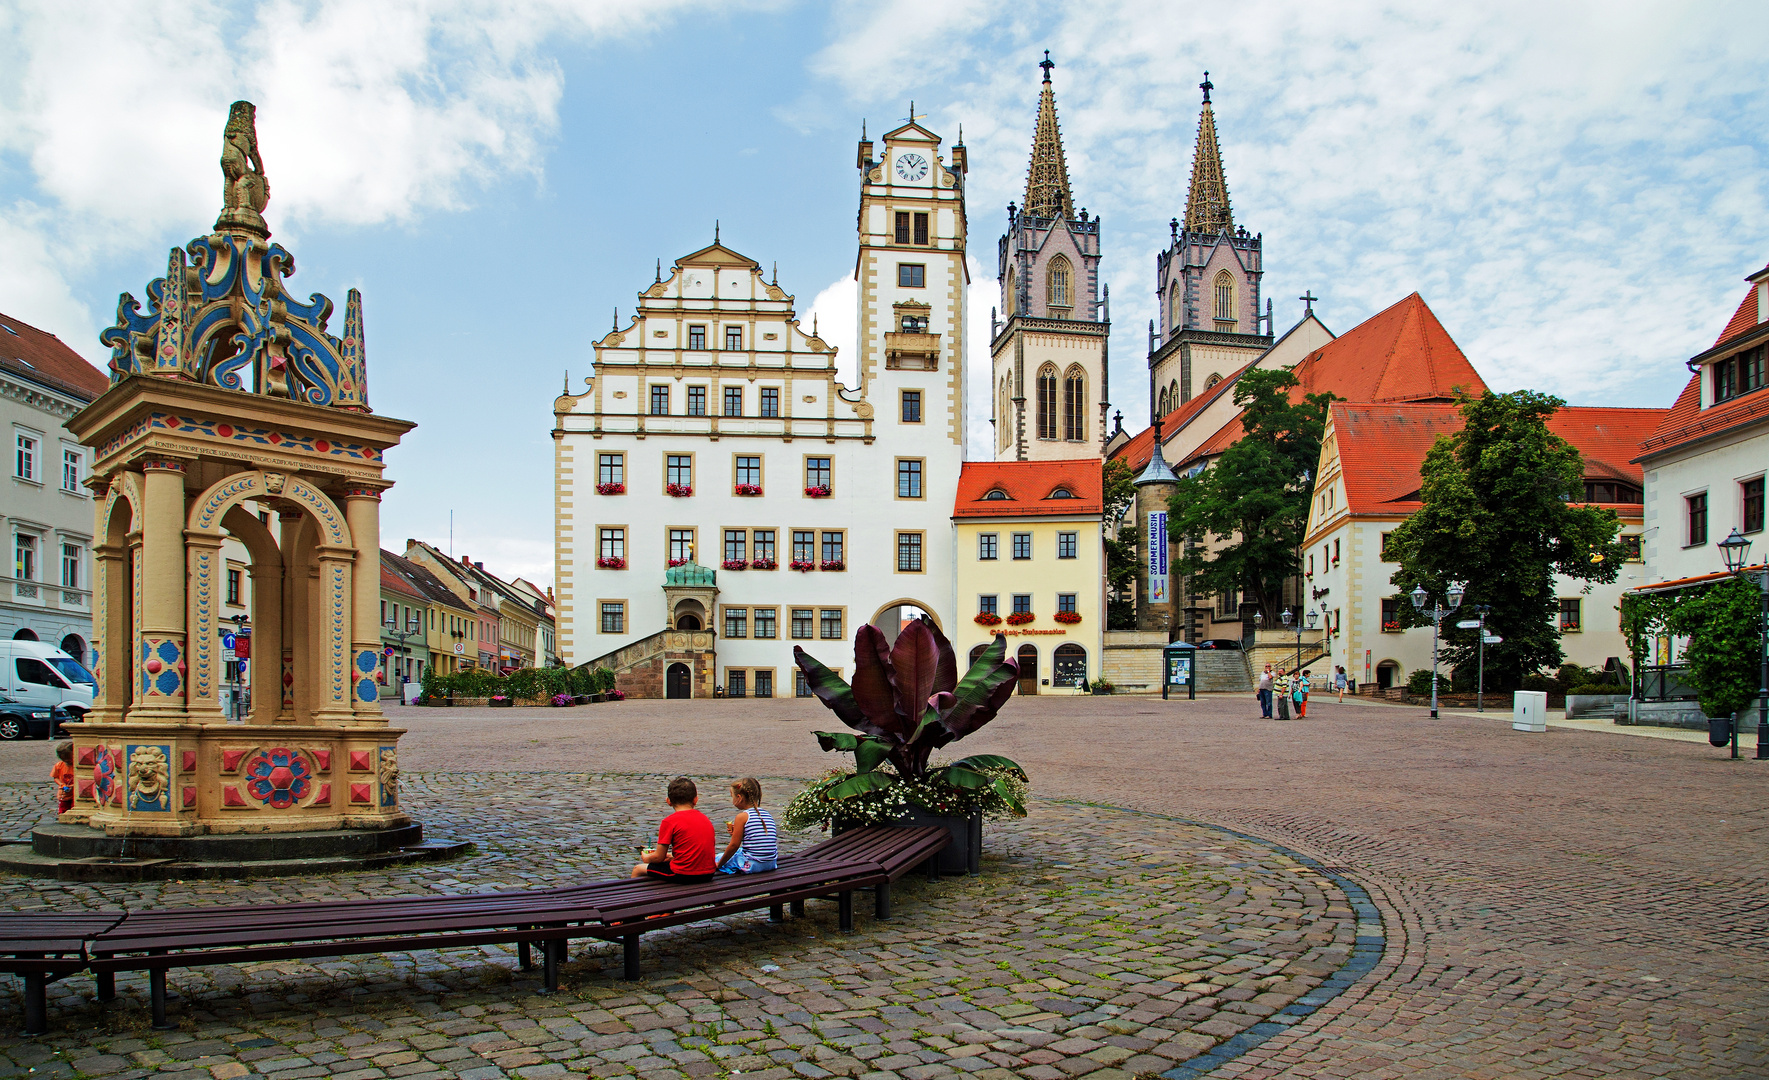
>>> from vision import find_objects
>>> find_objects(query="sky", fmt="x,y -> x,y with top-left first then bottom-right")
2,0 -> 1765,588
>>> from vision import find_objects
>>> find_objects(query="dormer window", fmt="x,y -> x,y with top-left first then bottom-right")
1047,488 -> 1076,499
983,489 -> 1009,500
1714,344 -> 1766,404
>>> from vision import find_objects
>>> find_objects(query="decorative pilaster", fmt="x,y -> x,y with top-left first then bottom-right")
130,459 -> 189,722
344,488 -> 386,718
183,532 -> 227,721
312,548 -> 357,724
88,542 -> 128,725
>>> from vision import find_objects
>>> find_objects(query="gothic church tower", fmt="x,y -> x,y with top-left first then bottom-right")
990,54 -> 1109,461
1148,74 -> 1270,421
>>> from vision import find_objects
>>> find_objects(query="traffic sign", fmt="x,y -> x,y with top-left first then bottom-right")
221,632 -> 237,650
1483,634 -> 1503,644
1456,620 -> 1482,629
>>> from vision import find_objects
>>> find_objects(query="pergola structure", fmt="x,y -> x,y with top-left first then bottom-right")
54,102 -> 418,849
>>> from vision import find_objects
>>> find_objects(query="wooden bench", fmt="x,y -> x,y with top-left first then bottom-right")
8,825 -> 950,1033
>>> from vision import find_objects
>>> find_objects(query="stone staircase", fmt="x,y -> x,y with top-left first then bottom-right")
580,628 -> 716,699
1194,649 -> 1253,693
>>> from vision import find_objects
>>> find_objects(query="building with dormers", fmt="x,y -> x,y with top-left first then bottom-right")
991,56 -> 1110,461
553,118 -> 970,698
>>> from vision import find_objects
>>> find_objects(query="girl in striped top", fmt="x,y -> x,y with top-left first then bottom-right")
717,776 -> 779,873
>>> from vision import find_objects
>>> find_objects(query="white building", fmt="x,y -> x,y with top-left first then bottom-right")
553,119 -> 970,697
1636,263 -> 1769,585
0,310 -> 110,664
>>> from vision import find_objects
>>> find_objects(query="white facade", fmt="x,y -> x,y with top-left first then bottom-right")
553,120 -> 970,691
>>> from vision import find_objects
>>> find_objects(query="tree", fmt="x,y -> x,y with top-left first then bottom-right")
1387,390 -> 1626,689
1166,368 -> 1336,623
1102,459 -> 1138,628
1664,577 -> 1762,720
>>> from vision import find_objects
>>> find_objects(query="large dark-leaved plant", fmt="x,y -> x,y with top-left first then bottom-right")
792,620 -> 1026,816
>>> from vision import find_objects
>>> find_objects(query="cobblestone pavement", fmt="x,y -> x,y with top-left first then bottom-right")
0,692 -> 1763,1078
0,771 -> 1361,1080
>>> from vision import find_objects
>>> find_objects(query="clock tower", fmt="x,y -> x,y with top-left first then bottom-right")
854,111 -> 969,452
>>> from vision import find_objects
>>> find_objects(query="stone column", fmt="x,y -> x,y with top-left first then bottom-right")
311,546 -> 357,724
277,511 -> 303,722
88,541 -> 129,725
128,459 -> 190,722
343,488 -> 387,720
183,532 -> 228,722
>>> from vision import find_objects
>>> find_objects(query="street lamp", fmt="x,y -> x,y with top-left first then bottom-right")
1411,583 -> 1464,719
386,613 -> 422,700
1717,528 -> 1768,761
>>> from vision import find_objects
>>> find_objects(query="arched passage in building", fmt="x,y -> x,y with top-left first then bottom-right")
12,629 -> 37,641
1053,643 -> 1087,688
1376,660 -> 1401,689
672,599 -> 706,631
59,634 -> 86,665
869,599 -> 943,647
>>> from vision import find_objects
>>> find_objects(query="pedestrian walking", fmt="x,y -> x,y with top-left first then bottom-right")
1256,665 -> 1274,718
1295,669 -> 1310,718
1274,668 -> 1291,720
1335,665 -> 1348,703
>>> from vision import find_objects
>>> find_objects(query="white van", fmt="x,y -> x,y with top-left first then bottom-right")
0,640 -> 96,718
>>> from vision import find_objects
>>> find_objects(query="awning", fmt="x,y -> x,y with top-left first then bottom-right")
1625,562 -> 1766,596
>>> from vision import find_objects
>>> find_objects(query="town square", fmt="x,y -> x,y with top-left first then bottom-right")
0,1 -> 1765,1078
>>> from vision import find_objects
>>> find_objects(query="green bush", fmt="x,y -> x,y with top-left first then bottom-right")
1566,684 -> 1626,696
1518,673 -> 1556,692
1406,669 -> 1436,695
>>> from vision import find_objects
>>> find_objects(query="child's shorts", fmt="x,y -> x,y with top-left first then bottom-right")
717,850 -> 778,874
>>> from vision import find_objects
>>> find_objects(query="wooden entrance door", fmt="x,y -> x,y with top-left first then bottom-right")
666,663 -> 691,699
1017,645 -> 1038,695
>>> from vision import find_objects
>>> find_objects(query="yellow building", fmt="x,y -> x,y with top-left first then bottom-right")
952,460 -> 1103,695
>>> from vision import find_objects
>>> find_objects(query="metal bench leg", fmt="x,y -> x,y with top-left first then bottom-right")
517,937 -> 533,971
768,903 -> 784,923
150,969 -> 174,1030
22,972 -> 46,1036
925,855 -> 939,882
838,890 -> 854,933
790,899 -> 805,918
96,970 -> 115,1002
622,934 -> 640,981
875,881 -> 892,921
540,939 -> 561,994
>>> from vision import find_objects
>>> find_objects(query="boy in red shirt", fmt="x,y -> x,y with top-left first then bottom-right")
630,776 -> 716,883
51,742 -> 74,815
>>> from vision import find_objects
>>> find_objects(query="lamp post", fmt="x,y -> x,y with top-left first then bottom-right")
229,613 -> 249,722
1280,607 -> 1318,675
386,613 -> 422,698
1716,528 -> 1768,761
1411,582 -> 1465,719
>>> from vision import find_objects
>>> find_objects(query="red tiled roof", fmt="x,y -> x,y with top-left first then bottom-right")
1636,374 -> 1769,461
1714,274 -> 1765,347
0,310 -> 109,400
1331,403 -> 1664,517
954,459 -> 1102,518
1290,292 -> 1487,405
1111,364 -> 1251,471
380,551 -> 427,601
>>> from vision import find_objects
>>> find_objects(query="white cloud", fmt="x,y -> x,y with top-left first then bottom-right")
804,273 -> 858,389
811,0 -> 1769,421
0,0 -> 719,359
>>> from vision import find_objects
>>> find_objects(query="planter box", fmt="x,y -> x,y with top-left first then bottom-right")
839,809 -> 982,875
488,698 -> 513,708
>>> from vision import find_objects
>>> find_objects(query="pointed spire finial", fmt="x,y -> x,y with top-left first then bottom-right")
655,258 -> 662,282
1040,49 -> 1054,82
714,219 -> 720,243
1022,52 -> 1074,219
772,261 -> 778,285
564,369 -> 570,394
1183,76 -> 1234,234
612,308 -> 618,332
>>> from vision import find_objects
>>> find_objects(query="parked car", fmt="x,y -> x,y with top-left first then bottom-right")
1196,639 -> 1244,650
0,641 -> 96,720
0,700 -> 74,740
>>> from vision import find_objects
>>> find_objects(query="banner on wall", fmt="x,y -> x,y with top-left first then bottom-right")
1148,512 -> 1169,604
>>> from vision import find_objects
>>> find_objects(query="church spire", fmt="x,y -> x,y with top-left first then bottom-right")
1183,72 -> 1233,234
1022,50 -> 1073,220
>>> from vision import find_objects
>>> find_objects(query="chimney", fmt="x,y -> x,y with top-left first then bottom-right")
460,554 -> 470,565
475,561 -> 484,571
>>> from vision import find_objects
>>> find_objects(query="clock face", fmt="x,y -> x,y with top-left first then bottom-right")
895,152 -> 929,182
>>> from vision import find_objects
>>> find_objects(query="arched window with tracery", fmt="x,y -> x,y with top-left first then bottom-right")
1062,365 -> 1085,442
1214,271 -> 1235,326
998,378 -> 1012,451
1169,380 -> 1179,409
1168,283 -> 1181,331
1047,256 -> 1072,312
1006,268 -> 1018,317
1204,372 -> 1222,390
1036,364 -> 1058,440
1157,387 -> 1168,415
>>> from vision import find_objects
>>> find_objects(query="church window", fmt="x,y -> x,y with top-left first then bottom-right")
1158,388 -> 1168,415
724,387 -> 743,416
1063,365 -> 1085,441
686,386 -> 706,416
895,212 -> 911,244
1047,256 -> 1072,310
899,264 -> 925,288
725,326 -> 743,350
688,325 -> 706,350
1006,268 -> 1018,316
914,213 -> 929,245
1214,271 -> 1235,326
1036,364 -> 1058,440
1169,283 -> 1181,331
649,385 -> 670,415
760,388 -> 779,417
1204,372 -> 1222,390
1169,380 -> 1179,409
